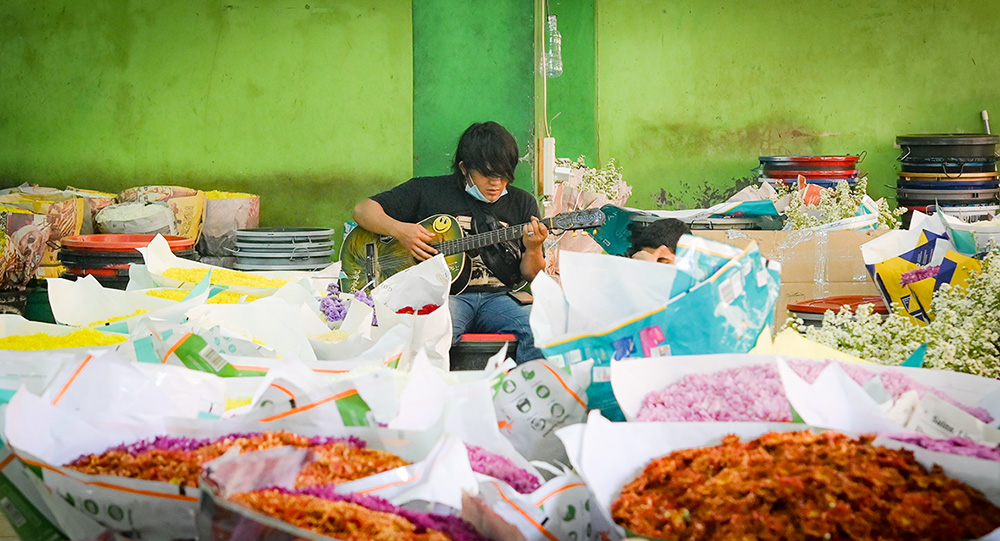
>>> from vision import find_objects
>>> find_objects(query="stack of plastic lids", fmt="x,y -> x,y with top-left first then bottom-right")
687,215 -> 784,231
58,234 -> 196,290
231,227 -> 335,272
758,155 -> 862,189
896,134 -> 1000,223
787,295 -> 888,327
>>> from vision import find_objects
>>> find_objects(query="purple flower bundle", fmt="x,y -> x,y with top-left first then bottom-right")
272,485 -> 488,541
899,265 -> 942,287
787,360 -> 994,424
318,283 -> 348,323
635,359 -> 994,424
353,288 -> 377,326
890,434 -> 1000,462
636,364 -> 792,422
318,282 -> 378,326
465,444 -> 541,494
74,432 -> 366,465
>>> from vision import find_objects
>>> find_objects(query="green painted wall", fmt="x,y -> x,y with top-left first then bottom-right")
595,0 -> 1000,209
544,0 -> 597,166
412,0 -> 535,190
4,0 -> 996,241
0,1 -> 412,232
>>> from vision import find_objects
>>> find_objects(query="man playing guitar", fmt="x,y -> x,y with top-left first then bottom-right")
350,121 -> 549,364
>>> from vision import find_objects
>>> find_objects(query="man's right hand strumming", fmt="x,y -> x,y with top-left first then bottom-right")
391,222 -> 438,260
353,198 -> 439,261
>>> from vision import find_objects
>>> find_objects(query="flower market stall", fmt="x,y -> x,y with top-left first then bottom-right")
0,175 -> 999,541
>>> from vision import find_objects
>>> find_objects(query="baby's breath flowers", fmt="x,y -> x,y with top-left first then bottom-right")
791,250 -> 1000,378
777,177 -> 903,230
567,156 -> 629,202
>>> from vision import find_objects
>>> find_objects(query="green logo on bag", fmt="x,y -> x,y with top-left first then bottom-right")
83,499 -> 98,515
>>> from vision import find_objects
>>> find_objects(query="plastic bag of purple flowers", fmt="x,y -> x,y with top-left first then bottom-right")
319,281 -> 377,328
199,444 -> 523,541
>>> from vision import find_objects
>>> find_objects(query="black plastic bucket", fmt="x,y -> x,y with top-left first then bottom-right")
897,134 -> 1000,160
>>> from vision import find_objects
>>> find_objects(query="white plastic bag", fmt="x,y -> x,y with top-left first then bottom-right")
370,255 -> 453,370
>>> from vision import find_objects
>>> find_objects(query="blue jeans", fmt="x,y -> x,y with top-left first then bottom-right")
450,291 -> 544,364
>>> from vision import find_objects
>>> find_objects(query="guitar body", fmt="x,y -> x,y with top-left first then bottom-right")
339,214 -> 469,294
339,208 -> 606,294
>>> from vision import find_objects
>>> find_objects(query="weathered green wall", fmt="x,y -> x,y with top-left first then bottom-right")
4,0 -> 997,237
412,0 -> 535,190
0,1 -> 412,231
596,0 -> 1000,209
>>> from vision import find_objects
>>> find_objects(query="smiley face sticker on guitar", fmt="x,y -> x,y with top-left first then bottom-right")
431,216 -> 453,234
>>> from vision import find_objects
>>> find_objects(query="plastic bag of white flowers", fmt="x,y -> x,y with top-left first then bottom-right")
543,156 -> 632,281
776,176 -> 903,231
789,247 -> 1000,380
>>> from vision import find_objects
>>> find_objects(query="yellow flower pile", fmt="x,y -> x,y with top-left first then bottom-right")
0,328 -> 128,350
313,329 -> 351,342
225,397 -> 254,410
88,310 -> 148,326
205,190 -> 257,199
161,267 -> 287,289
0,205 -> 31,214
146,289 -> 260,303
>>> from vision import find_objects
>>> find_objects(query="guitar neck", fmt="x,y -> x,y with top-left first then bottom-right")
434,217 -> 554,256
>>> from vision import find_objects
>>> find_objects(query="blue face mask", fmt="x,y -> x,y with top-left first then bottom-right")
465,181 -> 508,203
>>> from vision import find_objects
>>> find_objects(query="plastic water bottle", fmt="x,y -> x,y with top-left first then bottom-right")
545,15 -> 563,78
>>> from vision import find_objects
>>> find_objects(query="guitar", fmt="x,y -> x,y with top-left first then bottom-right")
339,208 -> 606,294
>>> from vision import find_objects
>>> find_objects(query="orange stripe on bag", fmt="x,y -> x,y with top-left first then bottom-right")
231,364 -> 270,372
51,355 -> 93,406
0,454 -> 16,471
489,481 -> 559,541
384,353 -> 403,367
87,481 -> 198,502
537,363 -> 586,408
14,455 -> 197,502
534,482 -> 586,507
356,471 -> 422,495
257,389 -> 359,422
162,332 -> 193,363
270,384 -> 295,398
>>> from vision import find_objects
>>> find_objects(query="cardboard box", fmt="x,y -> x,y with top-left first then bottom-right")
698,229 -> 888,323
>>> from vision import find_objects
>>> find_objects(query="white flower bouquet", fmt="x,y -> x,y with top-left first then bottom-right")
543,156 -> 632,280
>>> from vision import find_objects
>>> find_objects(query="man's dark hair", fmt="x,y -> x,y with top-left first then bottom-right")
626,218 -> 692,257
452,121 -> 519,184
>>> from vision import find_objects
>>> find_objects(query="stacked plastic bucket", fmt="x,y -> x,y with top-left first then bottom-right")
58,234 -> 196,289
896,134 -> 1000,223
231,227 -> 336,272
757,155 -> 862,189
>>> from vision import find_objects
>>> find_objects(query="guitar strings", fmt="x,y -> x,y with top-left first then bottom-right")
347,214 -> 587,270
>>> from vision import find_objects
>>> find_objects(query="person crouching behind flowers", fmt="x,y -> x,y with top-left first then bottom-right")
626,218 -> 690,264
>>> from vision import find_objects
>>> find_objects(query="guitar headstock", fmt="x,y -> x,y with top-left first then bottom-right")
550,208 -> 607,231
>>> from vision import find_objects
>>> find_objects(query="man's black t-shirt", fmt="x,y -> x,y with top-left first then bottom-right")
370,173 -> 540,291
